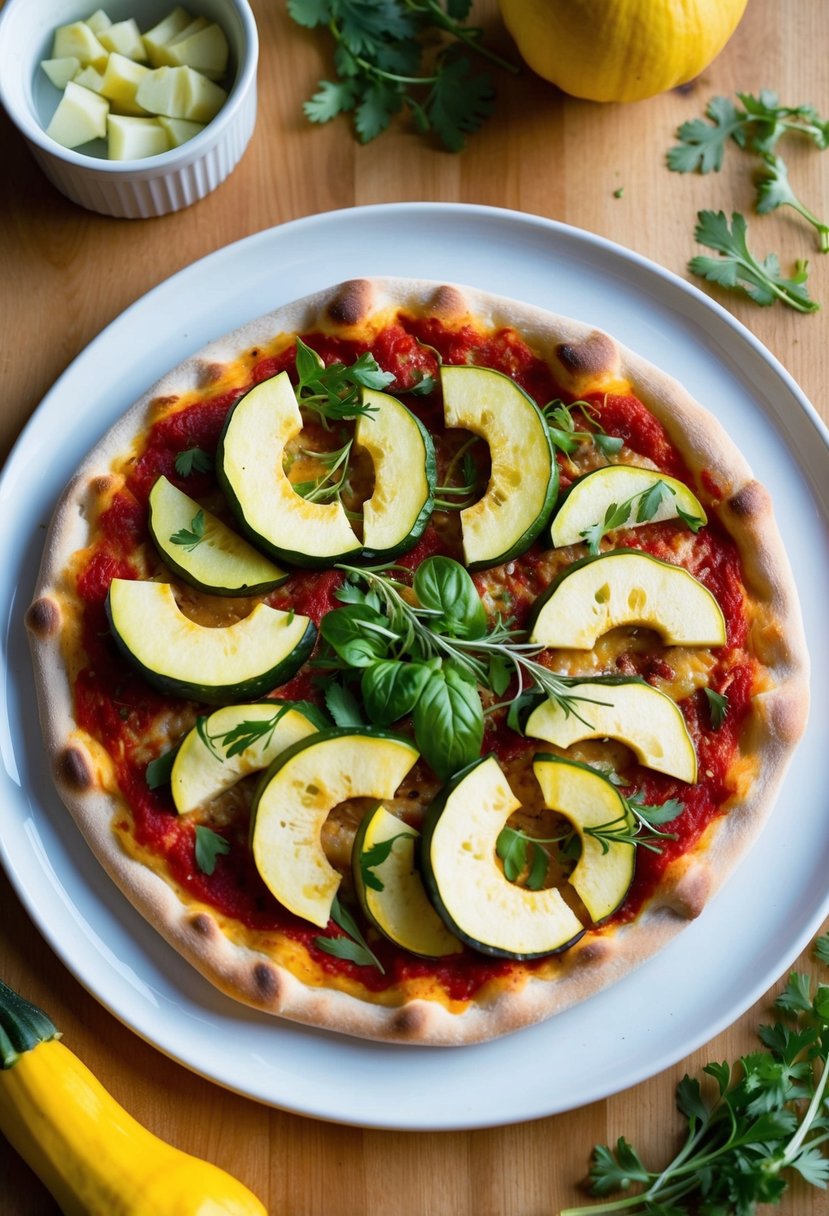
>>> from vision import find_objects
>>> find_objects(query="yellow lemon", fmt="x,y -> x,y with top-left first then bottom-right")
498,0 -> 749,103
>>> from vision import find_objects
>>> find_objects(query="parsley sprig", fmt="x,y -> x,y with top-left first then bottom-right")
562,933 -> 829,1215
314,895 -> 385,971
287,0 -> 518,151
690,211 -> 819,314
169,509 -> 206,552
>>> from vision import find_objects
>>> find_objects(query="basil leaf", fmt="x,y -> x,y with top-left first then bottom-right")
320,604 -> 392,667
194,826 -> 230,876
413,665 -> 483,779
413,555 -> 487,639
496,825 -> 527,882
361,659 -> 432,725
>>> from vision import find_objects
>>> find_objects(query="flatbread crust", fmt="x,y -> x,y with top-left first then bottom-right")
26,278 -> 810,1046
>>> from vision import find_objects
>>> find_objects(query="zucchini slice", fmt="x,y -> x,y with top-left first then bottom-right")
148,475 -> 287,595
106,579 -> 315,703
421,755 -> 584,959
352,805 -> 462,958
357,389 -> 436,561
441,365 -> 558,571
524,677 -> 698,783
550,465 -> 707,549
217,371 -> 362,567
251,728 -> 420,927
528,549 -> 727,649
171,701 -> 326,814
533,755 -> 636,924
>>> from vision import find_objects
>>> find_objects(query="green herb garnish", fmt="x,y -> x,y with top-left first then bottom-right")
562,933 -> 829,1215
543,400 -> 624,459
579,480 -> 703,556
316,556 -> 597,779
174,447 -> 214,477
689,211 -> 819,314
145,749 -> 176,790
169,509 -> 206,552
704,687 -> 730,730
294,336 -> 393,428
359,832 -> 410,893
193,825 -> 230,876
287,0 -> 518,151
314,895 -> 384,972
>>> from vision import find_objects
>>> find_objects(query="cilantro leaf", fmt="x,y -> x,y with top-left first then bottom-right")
169,509 -> 206,552
174,447 -> 213,477
314,895 -> 384,971
288,0 -> 517,151
668,94 -> 747,174
755,155 -> 829,253
689,210 -> 820,313
145,749 -> 176,790
193,826 -> 230,876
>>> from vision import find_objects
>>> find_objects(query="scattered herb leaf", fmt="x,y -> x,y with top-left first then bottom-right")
689,211 -> 820,313
314,895 -> 384,972
169,509 -> 206,552
704,687 -> 730,730
193,825 -> 230,876
174,447 -> 214,477
145,749 -> 176,790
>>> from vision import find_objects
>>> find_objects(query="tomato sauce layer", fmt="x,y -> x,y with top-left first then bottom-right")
71,314 -> 757,1003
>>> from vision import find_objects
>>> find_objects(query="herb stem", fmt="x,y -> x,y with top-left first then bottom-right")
411,0 -> 520,74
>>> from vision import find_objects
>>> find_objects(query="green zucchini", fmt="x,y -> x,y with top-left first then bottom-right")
106,578 -> 315,703
148,475 -> 287,595
420,755 -> 585,959
217,371 -> 362,568
357,389 -> 436,561
441,364 -> 558,571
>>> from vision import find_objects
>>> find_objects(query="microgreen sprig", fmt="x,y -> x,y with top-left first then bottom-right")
294,336 -> 393,429
169,509 -> 206,552
543,400 -> 624,459
580,480 -> 705,556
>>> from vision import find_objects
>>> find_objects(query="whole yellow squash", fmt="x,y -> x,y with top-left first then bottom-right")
498,0 -> 749,103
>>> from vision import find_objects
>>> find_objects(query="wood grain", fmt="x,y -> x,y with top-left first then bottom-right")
1,0 -> 827,1212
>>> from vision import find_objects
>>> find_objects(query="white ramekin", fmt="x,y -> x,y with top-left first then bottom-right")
0,0 -> 258,219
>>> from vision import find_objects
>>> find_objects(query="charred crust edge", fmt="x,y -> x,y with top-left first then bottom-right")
390,1002 -> 429,1040
327,280 -> 374,328
252,961 -> 282,1003
188,912 -> 217,938
56,745 -> 94,793
26,596 -> 60,638
555,332 -> 618,379
727,480 -> 770,520
429,284 -> 468,318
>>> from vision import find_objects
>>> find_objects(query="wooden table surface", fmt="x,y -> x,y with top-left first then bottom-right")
1,1 -> 827,1212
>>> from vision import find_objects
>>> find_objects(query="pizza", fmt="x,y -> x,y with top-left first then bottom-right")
25,277 -> 809,1046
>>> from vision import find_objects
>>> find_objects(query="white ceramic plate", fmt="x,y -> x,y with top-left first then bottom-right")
2,204 -> 828,1131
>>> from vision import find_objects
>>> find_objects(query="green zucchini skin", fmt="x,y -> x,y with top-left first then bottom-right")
148,476 -> 288,596
420,757 -> 585,961
216,374 -> 363,569
105,582 -> 317,704
357,391 -> 437,563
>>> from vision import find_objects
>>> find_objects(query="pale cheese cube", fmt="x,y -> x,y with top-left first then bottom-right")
142,7 -> 193,66
85,10 -> 112,36
164,22 -> 228,80
156,115 -> 205,147
107,114 -> 170,160
46,80 -> 108,148
73,65 -> 106,93
52,21 -> 108,69
99,19 -> 147,62
136,65 -> 227,123
40,56 -> 81,90
100,52 -> 150,115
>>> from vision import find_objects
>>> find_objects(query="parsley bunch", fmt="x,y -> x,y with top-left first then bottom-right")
562,933 -> 829,1216
669,91 -> 829,309
287,0 -> 518,151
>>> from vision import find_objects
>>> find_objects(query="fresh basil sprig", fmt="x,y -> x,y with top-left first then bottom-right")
316,556 -> 594,780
